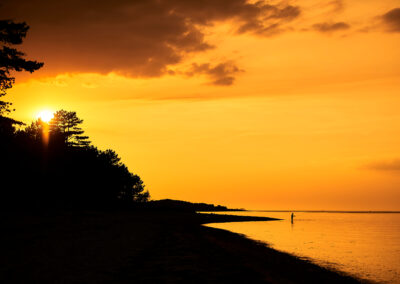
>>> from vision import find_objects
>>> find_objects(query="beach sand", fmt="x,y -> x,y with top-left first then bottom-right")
0,210 -> 369,283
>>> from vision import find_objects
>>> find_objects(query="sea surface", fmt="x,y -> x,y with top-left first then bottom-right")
205,211 -> 400,283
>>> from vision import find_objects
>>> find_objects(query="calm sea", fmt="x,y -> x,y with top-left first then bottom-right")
205,211 -> 400,283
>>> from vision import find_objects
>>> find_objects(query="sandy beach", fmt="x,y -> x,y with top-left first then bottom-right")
0,210 -> 369,283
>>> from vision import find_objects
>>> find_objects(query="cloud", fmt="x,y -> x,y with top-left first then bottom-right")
312,21 -> 350,33
365,159 -> 400,172
381,8 -> 400,32
236,5 -> 301,36
327,0 -> 344,13
186,61 -> 243,86
0,0 -> 300,84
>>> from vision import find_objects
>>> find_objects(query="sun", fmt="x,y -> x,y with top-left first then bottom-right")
36,110 -> 54,123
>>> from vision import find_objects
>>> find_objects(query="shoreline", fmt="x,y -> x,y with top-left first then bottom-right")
198,212 -> 370,283
0,210 -> 370,283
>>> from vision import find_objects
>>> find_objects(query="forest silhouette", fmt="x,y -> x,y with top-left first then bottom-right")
0,20 -> 149,210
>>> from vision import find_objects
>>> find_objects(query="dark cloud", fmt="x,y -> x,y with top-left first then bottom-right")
186,61 -> 243,86
365,159 -> 400,172
312,21 -> 350,33
381,8 -> 400,32
0,0 -> 300,84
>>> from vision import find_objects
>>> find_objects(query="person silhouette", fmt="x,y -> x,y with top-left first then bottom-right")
291,212 -> 295,223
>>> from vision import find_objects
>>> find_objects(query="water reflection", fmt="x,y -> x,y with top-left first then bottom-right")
206,211 -> 400,283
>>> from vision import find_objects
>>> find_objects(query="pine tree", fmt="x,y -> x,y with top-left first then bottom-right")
49,110 -> 90,147
0,20 -> 43,115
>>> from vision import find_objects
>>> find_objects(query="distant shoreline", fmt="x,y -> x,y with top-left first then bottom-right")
196,212 -> 280,223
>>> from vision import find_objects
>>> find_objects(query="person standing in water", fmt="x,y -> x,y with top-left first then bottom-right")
291,212 -> 295,223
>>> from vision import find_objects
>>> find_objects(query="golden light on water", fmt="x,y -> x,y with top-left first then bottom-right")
36,110 -> 54,123
207,211 -> 400,283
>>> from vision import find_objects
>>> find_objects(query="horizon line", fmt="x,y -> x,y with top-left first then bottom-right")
245,210 -> 400,213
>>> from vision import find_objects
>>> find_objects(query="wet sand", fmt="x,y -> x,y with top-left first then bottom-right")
0,210 -> 369,283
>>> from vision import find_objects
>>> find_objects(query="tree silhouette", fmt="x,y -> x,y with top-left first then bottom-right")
0,20 -> 43,115
2,114 -> 150,209
24,119 -> 46,141
49,110 -> 90,147
97,149 -> 150,202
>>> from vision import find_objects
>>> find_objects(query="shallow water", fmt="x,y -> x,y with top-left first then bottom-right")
205,211 -> 400,283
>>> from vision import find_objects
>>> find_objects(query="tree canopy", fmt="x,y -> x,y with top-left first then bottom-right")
0,20 -> 43,115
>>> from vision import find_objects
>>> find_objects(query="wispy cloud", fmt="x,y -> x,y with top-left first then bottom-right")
312,21 -> 350,33
186,61 -> 243,86
365,159 -> 400,172
327,0 -> 345,13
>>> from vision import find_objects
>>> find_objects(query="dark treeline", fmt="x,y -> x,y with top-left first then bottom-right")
1,110 -> 150,210
147,199 -> 245,212
0,20 -> 149,210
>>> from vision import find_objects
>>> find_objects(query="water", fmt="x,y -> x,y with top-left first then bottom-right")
205,211 -> 400,283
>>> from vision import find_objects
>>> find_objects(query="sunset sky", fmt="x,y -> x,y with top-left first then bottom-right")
2,0 -> 400,210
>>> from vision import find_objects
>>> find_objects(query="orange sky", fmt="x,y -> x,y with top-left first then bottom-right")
3,0 -> 400,210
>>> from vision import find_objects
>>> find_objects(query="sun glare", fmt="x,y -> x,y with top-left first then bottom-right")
36,110 -> 54,123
